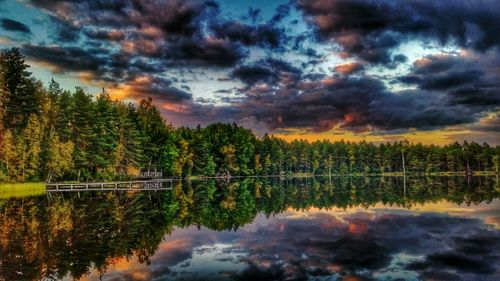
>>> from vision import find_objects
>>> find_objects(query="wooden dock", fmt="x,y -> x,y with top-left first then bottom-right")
46,179 -> 174,192
140,169 -> 163,179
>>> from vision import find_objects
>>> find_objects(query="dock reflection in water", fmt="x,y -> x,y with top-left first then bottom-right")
0,176 -> 498,281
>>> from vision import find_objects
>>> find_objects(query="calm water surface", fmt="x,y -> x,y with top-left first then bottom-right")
0,177 -> 499,281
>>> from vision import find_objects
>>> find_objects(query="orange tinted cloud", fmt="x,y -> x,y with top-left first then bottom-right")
334,62 -> 364,75
79,256 -> 150,281
121,39 -> 160,55
348,221 -> 367,234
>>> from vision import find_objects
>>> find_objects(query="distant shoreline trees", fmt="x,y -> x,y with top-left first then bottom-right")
0,48 -> 499,183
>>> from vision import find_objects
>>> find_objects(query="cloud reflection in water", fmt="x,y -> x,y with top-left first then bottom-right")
83,201 -> 500,281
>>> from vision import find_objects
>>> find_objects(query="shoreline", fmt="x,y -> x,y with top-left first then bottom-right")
1,171 -> 497,186
0,173 -> 497,199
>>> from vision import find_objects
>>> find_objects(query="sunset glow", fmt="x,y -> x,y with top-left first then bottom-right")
0,0 -> 497,143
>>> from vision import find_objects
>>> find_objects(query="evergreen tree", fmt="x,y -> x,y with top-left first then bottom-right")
0,53 -> 498,183
137,97 -> 169,168
89,91 -> 119,175
72,87 -> 95,180
114,104 -> 145,176
0,48 -> 40,132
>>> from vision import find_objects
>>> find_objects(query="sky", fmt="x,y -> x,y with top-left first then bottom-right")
0,0 -> 499,144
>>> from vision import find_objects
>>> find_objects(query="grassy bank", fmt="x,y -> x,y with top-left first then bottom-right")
0,182 -> 46,199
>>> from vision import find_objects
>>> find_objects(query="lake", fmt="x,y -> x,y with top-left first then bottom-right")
0,176 -> 499,281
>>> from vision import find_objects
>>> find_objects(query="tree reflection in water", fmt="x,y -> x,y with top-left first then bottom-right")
0,176 -> 498,281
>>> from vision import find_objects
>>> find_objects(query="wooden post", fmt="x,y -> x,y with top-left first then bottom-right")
401,149 -> 406,176
328,154 -> 332,178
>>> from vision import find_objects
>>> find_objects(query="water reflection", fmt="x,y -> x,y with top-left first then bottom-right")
0,176 -> 498,281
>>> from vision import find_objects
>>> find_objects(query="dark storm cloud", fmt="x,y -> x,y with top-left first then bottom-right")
125,59 -> 166,77
231,65 -> 276,86
0,18 -> 32,35
22,44 -> 107,73
213,21 -> 285,49
26,0 -> 284,70
162,37 -> 246,67
296,0 -> 500,64
154,54 -> 496,131
449,86 -> 500,107
399,70 -> 483,91
398,54 -> 500,107
157,86 -> 192,102
129,0 -> 219,35
18,0 -> 499,134
222,75 -> 477,132
20,0 -> 293,124
212,4 -> 290,49
230,59 -> 301,86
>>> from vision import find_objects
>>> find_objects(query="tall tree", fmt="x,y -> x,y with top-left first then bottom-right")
89,91 -> 119,174
220,144 -> 238,176
114,104 -> 145,176
44,132 -> 74,182
137,97 -> 169,168
72,87 -> 94,180
0,48 -> 40,132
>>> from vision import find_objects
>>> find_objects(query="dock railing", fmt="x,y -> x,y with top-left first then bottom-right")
46,179 -> 173,192
139,169 -> 163,179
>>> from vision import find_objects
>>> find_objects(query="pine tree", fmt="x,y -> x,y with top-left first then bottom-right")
56,88 -> 74,142
72,87 -> 95,179
137,97 -> 169,168
114,104 -> 145,176
0,48 -> 40,132
89,91 -> 119,173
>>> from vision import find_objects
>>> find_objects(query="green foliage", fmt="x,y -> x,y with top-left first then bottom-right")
0,48 -> 40,132
44,132 -> 74,182
0,48 -> 498,183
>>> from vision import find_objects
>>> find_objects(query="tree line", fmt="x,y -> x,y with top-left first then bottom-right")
0,48 -> 499,182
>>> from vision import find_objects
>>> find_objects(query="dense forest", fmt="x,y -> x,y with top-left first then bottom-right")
0,48 -> 499,183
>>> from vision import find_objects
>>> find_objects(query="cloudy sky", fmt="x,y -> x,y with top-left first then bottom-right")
0,0 -> 499,144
